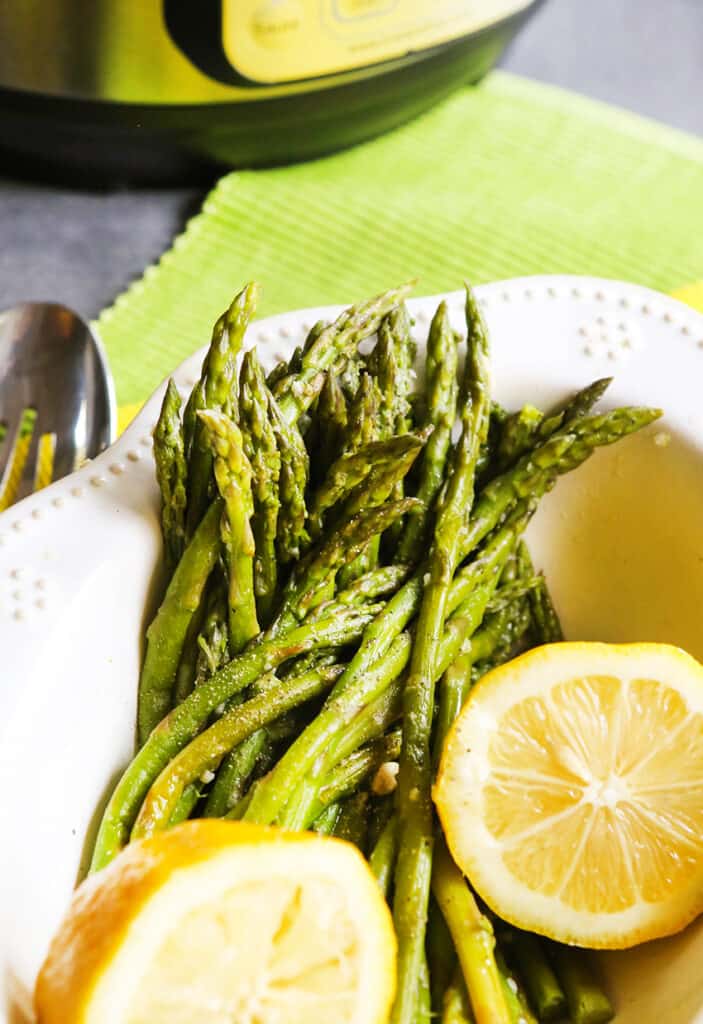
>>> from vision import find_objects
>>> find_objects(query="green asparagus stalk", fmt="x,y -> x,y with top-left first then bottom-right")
91,603 -> 379,870
274,282 -> 415,424
267,391 -> 310,564
308,433 -> 425,539
185,283 -> 259,535
297,729 -> 402,826
460,405 -> 662,565
505,931 -> 567,1022
427,898 -> 457,1014
432,838 -> 511,1024
396,301 -> 460,564
202,730 -> 268,818
442,968 -> 475,1024
132,662 -> 346,837
332,792 -> 370,851
494,948 -> 539,1024
197,410 -> 259,654
153,379 -> 187,573
194,581 -> 230,684
307,371 -> 348,485
392,285 -> 491,1024
516,541 -> 564,643
239,350 -> 282,625
369,814 -> 399,898
172,588 -> 209,705
137,497 -> 223,746
311,803 -> 342,835
417,955 -> 432,1024
550,946 -> 614,1024
274,497 -> 422,630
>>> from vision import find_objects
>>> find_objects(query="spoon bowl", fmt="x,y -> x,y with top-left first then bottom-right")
0,302 -> 115,501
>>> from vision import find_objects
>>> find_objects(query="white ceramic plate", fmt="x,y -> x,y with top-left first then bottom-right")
2,275 -> 703,1023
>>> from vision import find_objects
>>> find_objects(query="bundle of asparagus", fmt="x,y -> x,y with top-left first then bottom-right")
90,280 -> 660,1024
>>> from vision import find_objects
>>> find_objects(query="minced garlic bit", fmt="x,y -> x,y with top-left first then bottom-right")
372,761 -> 399,796
200,769 -> 215,784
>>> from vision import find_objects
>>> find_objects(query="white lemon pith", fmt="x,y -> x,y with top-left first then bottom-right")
35,821 -> 396,1024
434,642 -> 703,949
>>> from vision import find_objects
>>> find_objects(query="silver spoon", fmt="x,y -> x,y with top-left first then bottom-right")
0,302 -> 116,504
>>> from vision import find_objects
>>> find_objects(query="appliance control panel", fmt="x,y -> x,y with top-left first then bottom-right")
222,0 -> 532,84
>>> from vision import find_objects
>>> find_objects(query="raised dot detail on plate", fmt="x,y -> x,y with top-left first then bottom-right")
619,297 -> 629,308
10,568 -> 22,580
595,290 -> 606,301
547,287 -> 557,297
140,436 -> 152,447
35,579 -> 45,590
501,291 -> 511,302
90,476 -> 105,488
663,311 -> 673,323
71,487 -> 83,498
641,304 -> 651,315
278,326 -> 291,339
110,464 -> 124,476
571,287 -> 581,298
681,325 -> 691,336
13,609 -> 24,622
127,451 -> 141,463
31,508 -> 42,520
578,326 -> 588,337
12,590 -> 21,601
301,322 -> 312,333
415,309 -> 429,323
697,340 -> 703,350
51,498 -> 63,509
35,598 -> 45,610
258,331 -> 273,345
524,289 -> 533,299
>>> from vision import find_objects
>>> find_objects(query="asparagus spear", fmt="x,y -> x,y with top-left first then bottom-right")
460,405 -> 662,564
311,803 -> 342,835
550,945 -> 614,1024
516,541 -> 564,643
504,930 -> 567,1021
274,282 -> 415,424
494,948 -> 539,1024
153,379 -> 187,573
392,285 -> 491,1024
396,302 -> 459,564
239,351 -> 282,624
427,898 -> 457,1015
197,410 -> 259,654
267,390 -> 311,564
172,589 -> 209,705
273,497 -> 423,630
132,662 -> 346,837
369,814 -> 399,898
308,433 -> 427,540
306,371 -> 347,486
137,497 -> 223,747
432,838 -> 511,1024
201,730 -> 267,818
185,283 -> 259,535
194,581 -> 230,684
91,603 -> 378,870
332,792 -> 370,851
442,968 -> 475,1024
246,509 -> 529,829
297,729 -> 402,826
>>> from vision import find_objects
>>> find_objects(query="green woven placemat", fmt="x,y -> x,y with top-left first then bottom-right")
98,71 -> 703,409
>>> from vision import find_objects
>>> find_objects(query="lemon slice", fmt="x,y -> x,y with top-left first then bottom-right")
434,642 -> 703,949
35,820 -> 396,1024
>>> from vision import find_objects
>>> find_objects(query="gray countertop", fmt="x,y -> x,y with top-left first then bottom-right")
1,0 -> 701,321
